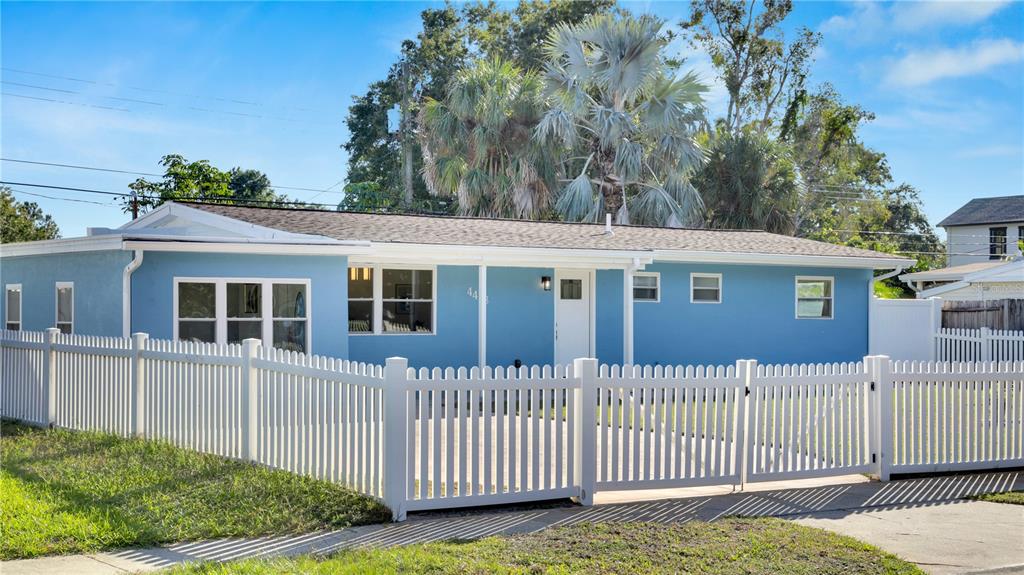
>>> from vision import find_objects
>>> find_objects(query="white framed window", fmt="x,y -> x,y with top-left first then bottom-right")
796,276 -> 834,319
5,284 -> 22,331
174,278 -> 310,352
632,273 -> 660,302
55,282 -> 74,334
348,265 -> 435,334
690,273 -> 722,304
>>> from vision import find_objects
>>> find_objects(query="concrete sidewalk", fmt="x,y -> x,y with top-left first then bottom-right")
4,471 -> 1022,575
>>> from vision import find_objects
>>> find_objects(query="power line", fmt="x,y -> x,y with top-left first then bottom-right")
0,180 -> 343,208
1,158 -> 347,195
7,187 -> 115,207
2,92 -> 130,112
2,66 -> 332,116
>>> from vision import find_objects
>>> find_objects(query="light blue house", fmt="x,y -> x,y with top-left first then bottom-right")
0,202 -> 911,368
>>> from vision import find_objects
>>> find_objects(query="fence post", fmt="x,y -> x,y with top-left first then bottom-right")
131,332 -> 149,437
382,356 -> 409,522
573,357 -> 598,506
736,359 -> 755,489
868,355 -> 893,481
43,328 -> 59,427
980,327 -> 991,362
241,338 -> 261,462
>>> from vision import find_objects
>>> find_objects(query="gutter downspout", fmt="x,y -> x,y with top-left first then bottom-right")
122,249 -> 144,338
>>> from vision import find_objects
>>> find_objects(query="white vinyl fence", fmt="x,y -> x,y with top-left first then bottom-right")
2,328 -> 1022,521
935,328 -> 1024,363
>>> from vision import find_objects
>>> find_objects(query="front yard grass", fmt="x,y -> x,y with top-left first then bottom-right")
0,421 -> 390,560
971,490 -> 1024,505
164,519 -> 923,575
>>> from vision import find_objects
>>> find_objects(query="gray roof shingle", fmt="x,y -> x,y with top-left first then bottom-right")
185,202 -> 907,261
938,195 -> 1024,227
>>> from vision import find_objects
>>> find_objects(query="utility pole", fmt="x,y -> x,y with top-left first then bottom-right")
130,189 -> 139,220
400,58 -> 414,210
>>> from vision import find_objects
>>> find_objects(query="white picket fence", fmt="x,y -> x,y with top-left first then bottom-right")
935,327 -> 1024,362
2,328 -> 1022,521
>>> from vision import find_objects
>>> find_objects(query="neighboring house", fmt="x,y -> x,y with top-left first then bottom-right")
899,260 -> 1024,301
899,195 -> 1024,301
938,195 -> 1024,267
0,202 -> 910,368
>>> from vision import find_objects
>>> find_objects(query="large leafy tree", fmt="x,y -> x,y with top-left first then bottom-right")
341,1 -> 615,210
420,59 -> 557,218
0,187 -> 60,243
538,14 -> 707,226
124,154 -> 302,214
695,131 -> 801,234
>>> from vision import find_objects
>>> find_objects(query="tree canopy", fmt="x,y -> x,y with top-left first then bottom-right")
1,187 -> 60,243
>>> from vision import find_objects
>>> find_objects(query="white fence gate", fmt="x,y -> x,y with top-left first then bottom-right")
935,328 -> 1024,363
2,328 -> 1022,521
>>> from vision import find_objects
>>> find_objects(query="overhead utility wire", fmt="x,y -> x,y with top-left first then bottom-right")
1,158 -> 346,195
0,180 -> 343,208
8,187 -> 114,206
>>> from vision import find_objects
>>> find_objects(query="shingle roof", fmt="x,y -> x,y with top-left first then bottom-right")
185,202 -> 906,261
938,195 -> 1024,227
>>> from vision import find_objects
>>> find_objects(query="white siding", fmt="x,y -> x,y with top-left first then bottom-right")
940,282 -> 1024,302
946,222 -> 1023,267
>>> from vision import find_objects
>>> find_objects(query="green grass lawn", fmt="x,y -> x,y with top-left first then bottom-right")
971,491 -> 1024,505
163,519 -> 923,575
0,421 -> 390,560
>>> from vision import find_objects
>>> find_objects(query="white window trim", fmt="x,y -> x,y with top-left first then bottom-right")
795,275 -> 835,320
632,272 -> 660,303
5,283 -> 22,331
690,272 -> 722,304
348,264 -> 437,336
173,277 -> 312,350
55,281 -> 74,334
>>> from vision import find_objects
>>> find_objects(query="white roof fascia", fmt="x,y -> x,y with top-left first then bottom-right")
351,242 -> 654,269
121,202 -> 333,242
652,249 -> 910,269
962,259 -> 1023,282
0,235 -> 125,258
918,280 -> 971,299
122,239 -> 372,256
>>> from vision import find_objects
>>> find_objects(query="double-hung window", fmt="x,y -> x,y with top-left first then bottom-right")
632,273 -> 659,302
691,273 -> 722,303
5,284 -> 21,331
990,227 -> 1007,259
348,266 -> 434,334
176,278 -> 309,352
56,282 -> 74,334
796,276 -> 833,319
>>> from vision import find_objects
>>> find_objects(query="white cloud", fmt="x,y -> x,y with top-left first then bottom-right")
891,1 -> 1011,31
884,38 -> 1024,87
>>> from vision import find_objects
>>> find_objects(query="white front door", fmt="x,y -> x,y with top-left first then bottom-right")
555,270 -> 591,365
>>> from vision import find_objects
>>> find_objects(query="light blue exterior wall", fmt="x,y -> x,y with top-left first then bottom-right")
130,252 -> 349,358
486,267 -> 554,367
595,269 -> 624,365
632,262 -> 872,366
349,265 -> 478,368
0,250 -> 131,336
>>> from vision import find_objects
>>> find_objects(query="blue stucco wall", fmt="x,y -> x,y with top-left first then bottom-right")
131,251 -> 349,358
595,269 -> 624,365
349,265 -> 478,368
0,250 -> 131,336
486,267 -> 554,367
632,262 -> 872,366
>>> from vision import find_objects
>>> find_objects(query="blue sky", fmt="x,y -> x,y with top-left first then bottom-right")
2,1 -> 1022,238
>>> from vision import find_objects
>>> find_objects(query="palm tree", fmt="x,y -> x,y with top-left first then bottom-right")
419,58 -> 557,219
537,14 -> 707,226
695,131 -> 802,234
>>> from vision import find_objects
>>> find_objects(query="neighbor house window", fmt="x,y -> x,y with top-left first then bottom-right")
690,273 -> 722,304
796,276 -> 833,319
175,278 -> 309,352
990,227 -> 1007,259
633,273 -> 659,302
347,266 -> 435,334
5,284 -> 21,331
55,282 -> 74,334
348,267 -> 373,333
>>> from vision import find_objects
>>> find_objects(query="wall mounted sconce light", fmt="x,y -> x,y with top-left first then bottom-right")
541,275 -> 552,291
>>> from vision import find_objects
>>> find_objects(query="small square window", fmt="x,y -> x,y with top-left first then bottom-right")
560,279 -> 582,300
633,273 -> 659,302
796,277 -> 834,319
691,273 -> 721,304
